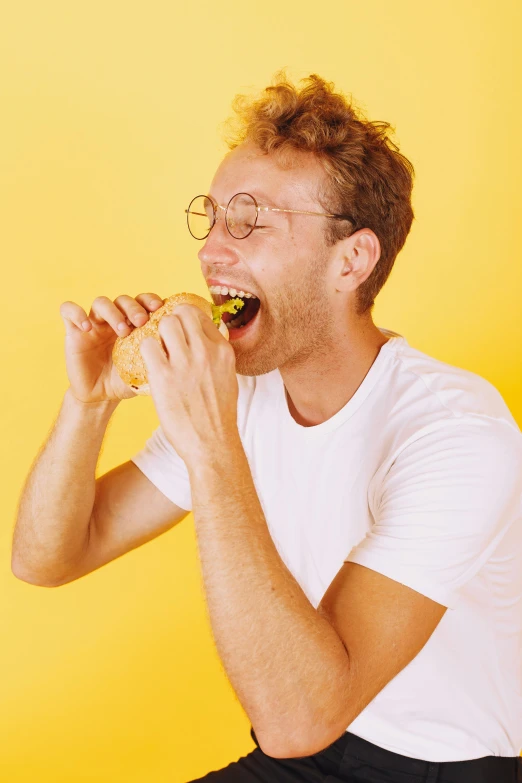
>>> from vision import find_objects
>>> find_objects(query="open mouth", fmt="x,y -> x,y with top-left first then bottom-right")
213,293 -> 261,331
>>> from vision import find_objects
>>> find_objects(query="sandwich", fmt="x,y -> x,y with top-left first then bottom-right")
112,292 -> 245,395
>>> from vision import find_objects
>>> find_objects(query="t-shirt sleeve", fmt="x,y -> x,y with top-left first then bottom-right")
130,424 -> 192,511
345,418 -> 522,610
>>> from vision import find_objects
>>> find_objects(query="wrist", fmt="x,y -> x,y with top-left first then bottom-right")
64,387 -> 120,418
187,429 -> 246,482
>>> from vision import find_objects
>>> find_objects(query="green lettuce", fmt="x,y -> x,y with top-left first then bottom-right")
211,297 -> 245,326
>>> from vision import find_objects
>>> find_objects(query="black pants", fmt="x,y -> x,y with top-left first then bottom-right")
188,726 -> 522,783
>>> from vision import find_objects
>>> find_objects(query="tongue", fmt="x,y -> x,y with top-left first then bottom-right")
222,308 -> 244,324
221,310 -> 236,323
221,298 -> 250,324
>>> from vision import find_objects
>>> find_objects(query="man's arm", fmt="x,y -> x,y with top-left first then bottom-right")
12,388 -> 189,587
186,434 -> 447,759
60,460 -> 190,585
11,388 -> 120,586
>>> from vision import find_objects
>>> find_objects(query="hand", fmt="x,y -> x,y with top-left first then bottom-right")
60,293 -> 165,403
139,304 -> 240,465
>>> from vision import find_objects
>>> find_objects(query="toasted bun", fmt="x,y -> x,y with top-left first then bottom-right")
112,292 -> 229,396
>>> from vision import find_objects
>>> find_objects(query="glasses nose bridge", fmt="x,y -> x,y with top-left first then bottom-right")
205,201 -> 226,237
207,194 -> 257,239
214,202 -> 227,225
208,202 -> 230,240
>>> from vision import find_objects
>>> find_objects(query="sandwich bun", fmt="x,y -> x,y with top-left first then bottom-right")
112,292 -> 229,396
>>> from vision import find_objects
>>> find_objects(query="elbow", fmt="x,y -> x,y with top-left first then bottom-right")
11,558 -> 65,588
253,701 -> 353,759
254,723 -> 345,760
254,734 -> 324,760
253,730 -> 297,759
257,735 -> 345,761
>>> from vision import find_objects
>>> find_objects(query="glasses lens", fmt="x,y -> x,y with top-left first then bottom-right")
187,195 -> 214,239
226,193 -> 257,239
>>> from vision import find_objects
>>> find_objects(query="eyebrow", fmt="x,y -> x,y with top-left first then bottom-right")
209,191 -> 282,210
250,191 -> 281,209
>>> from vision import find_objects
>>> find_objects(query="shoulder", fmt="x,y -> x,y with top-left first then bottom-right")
376,416 -> 522,523
371,337 -> 522,512
382,335 -> 519,433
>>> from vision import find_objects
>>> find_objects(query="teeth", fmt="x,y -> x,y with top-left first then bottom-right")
226,315 -> 245,328
208,285 -> 257,299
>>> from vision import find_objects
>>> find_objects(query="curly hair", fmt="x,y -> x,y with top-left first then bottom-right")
224,72 -> 415,315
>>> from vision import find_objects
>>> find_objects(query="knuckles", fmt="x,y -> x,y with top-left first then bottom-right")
156,307 -> 236,363
158,313 -> 181,336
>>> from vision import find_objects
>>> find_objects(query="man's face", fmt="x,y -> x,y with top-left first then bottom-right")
199,141 -> 338,377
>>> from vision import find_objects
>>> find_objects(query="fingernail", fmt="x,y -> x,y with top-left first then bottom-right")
118,322 -> 128,331
81,320 -> 91,331
150,300 -> 162,309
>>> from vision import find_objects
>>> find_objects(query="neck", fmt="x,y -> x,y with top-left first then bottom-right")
280,316 -> 390,427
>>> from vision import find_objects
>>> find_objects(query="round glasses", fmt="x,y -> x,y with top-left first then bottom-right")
185,193 -> 358,240
186,193 -> 262,240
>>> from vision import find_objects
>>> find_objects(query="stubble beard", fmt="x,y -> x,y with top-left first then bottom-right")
233,252 -> 335,377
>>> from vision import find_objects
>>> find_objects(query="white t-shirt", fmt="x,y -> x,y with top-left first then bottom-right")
130,327 -> 522,762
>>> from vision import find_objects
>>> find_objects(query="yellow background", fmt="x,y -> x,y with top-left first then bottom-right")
1,1 -> 521,780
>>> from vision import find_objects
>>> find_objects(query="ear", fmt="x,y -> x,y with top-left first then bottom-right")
333,229 -> 381,294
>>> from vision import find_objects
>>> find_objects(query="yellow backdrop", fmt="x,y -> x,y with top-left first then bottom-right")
1,1 -> 520,780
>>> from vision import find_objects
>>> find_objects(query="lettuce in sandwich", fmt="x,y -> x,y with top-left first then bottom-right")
211,297 -> 245,326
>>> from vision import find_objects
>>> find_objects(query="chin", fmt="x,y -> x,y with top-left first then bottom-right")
234,339 -> 285,377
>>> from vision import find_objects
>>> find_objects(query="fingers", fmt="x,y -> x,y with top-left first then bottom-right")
115,293 -> 164,327
141,306 -> 232,382
60,301 -> 93,335
155,307 -> 225,369
154,314 -> 188,362
140,334 -> 170,372
168,304 -> 221,347
74,293 -> 162,334
60,294 -> 164,336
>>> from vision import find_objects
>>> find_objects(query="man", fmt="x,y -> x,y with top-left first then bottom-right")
12,74 -> 522,782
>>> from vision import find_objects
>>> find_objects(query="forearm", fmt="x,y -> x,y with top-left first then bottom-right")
188,437 -> 351,757
12,387 -> 119,585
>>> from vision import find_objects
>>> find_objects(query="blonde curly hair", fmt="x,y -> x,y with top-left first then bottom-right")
224,72 -> 415,315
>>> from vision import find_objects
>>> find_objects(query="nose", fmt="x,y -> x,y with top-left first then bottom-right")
198,211 -> 239,269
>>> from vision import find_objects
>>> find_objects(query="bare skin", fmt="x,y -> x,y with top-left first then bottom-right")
11,292 -> 180,587
59,292 -> 165,403
13,142 -> 450,760
200,140 -> 390,427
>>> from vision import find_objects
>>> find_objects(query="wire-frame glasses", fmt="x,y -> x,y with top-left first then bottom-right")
185,192 -> 358,240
